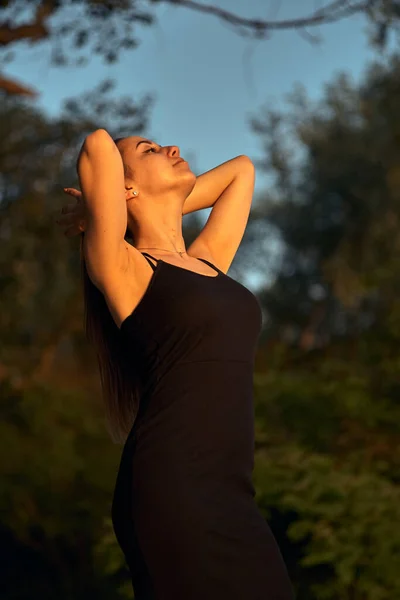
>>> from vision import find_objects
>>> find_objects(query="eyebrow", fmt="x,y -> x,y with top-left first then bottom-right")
136,139 -> 155,150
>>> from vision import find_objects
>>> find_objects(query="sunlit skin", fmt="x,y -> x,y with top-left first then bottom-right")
57,132 -> 255,278
57,135 -> 197,258
116,136 -> 197,257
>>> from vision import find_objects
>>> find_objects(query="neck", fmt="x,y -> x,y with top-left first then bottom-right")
129,197 -> 186,255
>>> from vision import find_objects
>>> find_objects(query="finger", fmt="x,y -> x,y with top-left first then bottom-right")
64,190 -> 82,204
64,225 -> 81,237
56,214 -> 75,227
57,206 -> 85,226
61,203 -> 77,215
63,187 -> 82,196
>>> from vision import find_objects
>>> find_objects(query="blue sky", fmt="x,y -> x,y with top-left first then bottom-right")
2,1 -> 391,286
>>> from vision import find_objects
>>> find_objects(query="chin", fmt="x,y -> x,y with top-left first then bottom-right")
185,166 -> 196,179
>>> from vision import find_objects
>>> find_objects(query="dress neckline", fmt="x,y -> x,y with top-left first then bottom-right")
119,258 -> 222,331
157,258 -> 221,279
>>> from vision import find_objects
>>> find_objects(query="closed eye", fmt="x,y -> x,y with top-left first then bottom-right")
145,146 -> 157,153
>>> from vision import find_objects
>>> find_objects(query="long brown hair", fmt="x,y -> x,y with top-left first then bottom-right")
79,137 -> 140,445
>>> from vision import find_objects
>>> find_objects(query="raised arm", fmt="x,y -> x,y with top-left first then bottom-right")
77,129 -> 129,291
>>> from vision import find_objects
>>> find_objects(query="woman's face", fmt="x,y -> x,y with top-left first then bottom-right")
117,136 -> 196,199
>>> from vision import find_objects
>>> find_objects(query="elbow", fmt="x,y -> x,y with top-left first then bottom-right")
77,130 -> 115,171
238,155 -> 254,166
75,129 -> 118,176
236,155 -> 255,174
84,128 -> 113,149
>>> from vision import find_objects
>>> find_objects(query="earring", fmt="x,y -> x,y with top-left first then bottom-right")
133,191 -> 138,196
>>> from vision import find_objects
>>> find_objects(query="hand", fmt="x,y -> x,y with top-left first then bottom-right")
56,187 -> 87,237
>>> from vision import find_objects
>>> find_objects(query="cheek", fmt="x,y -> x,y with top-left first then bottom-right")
146,163 -> 176,190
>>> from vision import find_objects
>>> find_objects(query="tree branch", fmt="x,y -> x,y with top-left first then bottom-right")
160,0 -> 372,38
0,0 -> 55,46
0,75 -> 38,96
0,0 -> 385,98
0,1 -> 376,48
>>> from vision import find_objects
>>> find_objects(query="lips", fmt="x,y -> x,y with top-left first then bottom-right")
174,158 -> 186,166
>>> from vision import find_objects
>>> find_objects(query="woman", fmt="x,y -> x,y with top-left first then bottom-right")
57,129 -> 295,599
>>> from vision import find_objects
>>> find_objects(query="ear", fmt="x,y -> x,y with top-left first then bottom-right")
124,183 -> 138,201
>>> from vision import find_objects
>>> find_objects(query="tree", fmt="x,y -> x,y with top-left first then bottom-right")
244,52 -> 400,598
249,54 -> 400,347
3,4 -> 400,597
0,81 -> 145,597
0,80 -> 204,598
1,1 -> 400,97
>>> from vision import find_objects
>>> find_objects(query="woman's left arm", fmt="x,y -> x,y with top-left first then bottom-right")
182,155 -> 253,216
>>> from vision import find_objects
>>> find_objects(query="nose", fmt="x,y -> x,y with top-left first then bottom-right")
167,145 -> 180,158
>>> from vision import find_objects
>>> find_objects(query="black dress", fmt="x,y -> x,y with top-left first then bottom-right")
111,252 -> 295,600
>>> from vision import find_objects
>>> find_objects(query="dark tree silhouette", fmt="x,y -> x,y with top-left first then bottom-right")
1,1 -> 399,96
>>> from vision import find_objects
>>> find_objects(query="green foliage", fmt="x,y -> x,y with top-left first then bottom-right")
0,86 -> 152,597
93,517 -> 134,599
0,375 -> 129,598
247,52 -> 400,599
3,21 -> 400,600
0,84 -> 204,597
254,442 -> 400,600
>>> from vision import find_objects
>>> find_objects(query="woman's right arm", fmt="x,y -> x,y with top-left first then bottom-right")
76,129 -> 129,291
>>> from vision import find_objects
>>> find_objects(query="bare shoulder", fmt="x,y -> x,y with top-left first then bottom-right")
89,242 -> 155,330
186,239 -> 227,273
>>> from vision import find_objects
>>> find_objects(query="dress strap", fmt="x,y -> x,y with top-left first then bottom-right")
141,252 -> 160,272
197,257 -> 220,274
